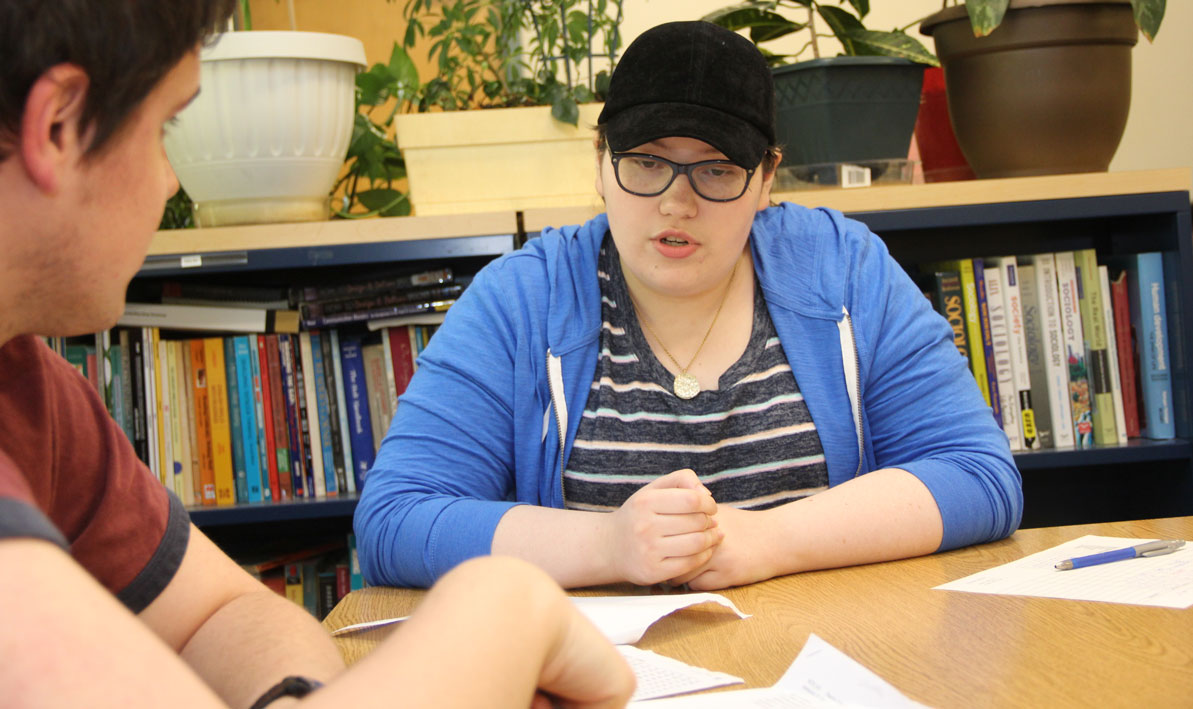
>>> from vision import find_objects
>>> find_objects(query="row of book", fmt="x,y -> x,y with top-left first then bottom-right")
121,267 -> 463,332
52,319 -> 441,506
239,534 -> 365,620
924,250 -> 1176,451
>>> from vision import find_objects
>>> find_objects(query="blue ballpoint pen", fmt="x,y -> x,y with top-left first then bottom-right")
1054,539 -> 1186,571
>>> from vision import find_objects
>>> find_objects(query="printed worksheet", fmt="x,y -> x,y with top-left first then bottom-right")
935,535 -> 1193,608
619,646 -> 743,702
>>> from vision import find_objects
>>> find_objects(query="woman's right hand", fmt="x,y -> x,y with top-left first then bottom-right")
601,469 -> 724,585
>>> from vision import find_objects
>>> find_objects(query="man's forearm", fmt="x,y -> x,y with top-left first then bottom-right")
180,589 -> 344,709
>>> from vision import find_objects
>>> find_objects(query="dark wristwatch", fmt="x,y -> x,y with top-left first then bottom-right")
249,676 -> 324,709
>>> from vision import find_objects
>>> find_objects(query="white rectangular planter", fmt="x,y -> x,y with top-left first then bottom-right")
396,104 -> 604,216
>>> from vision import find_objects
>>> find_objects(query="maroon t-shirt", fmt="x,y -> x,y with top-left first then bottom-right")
0,335 -> 188,612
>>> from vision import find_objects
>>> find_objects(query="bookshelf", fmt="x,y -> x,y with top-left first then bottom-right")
143,169 -> 1192,541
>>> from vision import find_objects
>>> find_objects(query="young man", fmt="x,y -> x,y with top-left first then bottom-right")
0,2 -> 632,707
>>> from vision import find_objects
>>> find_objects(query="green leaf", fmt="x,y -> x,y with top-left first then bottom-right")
702,6 -> 798,34
356,66 -> 393,106
1132,0 -> 1165,41
844,0 -> 869,20
845,29 -> 939,66
388,43 -> 421,90
964,0 -> 1010,37
816,6 -> 866,54
358,189 -> 410,217
552,95 -> 580,126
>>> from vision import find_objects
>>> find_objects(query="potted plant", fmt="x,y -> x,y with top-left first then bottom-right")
381,0 -> 624,215
703,1 -> 938,182
920,0 -> 1165,178
163,2 -> 367,227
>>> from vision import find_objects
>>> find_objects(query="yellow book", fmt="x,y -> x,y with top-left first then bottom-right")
204,337 -> 236,506
1075,249 -> 1118,445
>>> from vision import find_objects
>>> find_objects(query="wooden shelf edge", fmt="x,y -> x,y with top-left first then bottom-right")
149,210 -> 519,256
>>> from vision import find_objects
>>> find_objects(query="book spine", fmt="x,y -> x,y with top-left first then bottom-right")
1161,252 -> 1188,438
265,335 -> 293,501
1110,269 -> 1141,437
1018,264 -> 1054,448
973,260 -> 1003,428
1055,252 -> 1094,447
144,327 -> 160,484
983,265 -> 1020,450
320,331 -> 348,495
292,335 -> 316,497
98,330 -> 112,412
284,563 -> 303,607
224,337 -> 249,503
957,259 -> 991,407
340,337 -> 375,492
250,335 -> 273,501
1032,255 -> 1075,448
162,340 -> 181,498
1128,253 -> 1174,439
119,302 -> 299,334
190,339 -> 217,505
118,330 -> 135,445
109,342 -> 127,443
309,332 -> 337,497
348,533 -> 364,591
182,340 -> 202,504
205,338 -> 236,506
296,267 -> 453,304
278,334 -> 306,498
156,337 -> 176,492
932,271 -> 969,363
388,325 -> 416,398
301,332 -> 329,498
129,330 -> 149,464
998,258 -> 1038,450
380,328 -> 399,417
169,340 -> 195,506
324,329 -> 350,491
361,343 -> 391,450
1099,266 -> 1129,446
235,336 -> 264,502
1075,249 -> 1118,445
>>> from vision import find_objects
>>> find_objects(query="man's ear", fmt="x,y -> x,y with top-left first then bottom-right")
19,64 -> 91,195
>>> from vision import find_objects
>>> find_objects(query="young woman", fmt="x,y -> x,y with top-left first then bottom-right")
354,21 -> 1022,591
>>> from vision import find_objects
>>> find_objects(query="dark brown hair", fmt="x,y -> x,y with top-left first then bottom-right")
0,0 -> 235,160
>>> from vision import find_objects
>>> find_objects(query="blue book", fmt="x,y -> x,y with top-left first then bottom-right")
339,336 -> 375,491
1161,252 -> 1188,438
309,332 -> 339,495
248,336 -> 272,501
329,330 -> 357,494
234,336 -> 263,502
223,337 -> 249,503
973,258 -> 1004,428
1112,252 -> 1175,440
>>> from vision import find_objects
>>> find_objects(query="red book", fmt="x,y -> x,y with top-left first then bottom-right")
257,335 -> 281,500
265,335 -> 294,501
1110,269 -> 1141,438
387,326 -> 415,397
335,562 -> 350,601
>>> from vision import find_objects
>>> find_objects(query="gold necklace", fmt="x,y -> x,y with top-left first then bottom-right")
633,260 -> 739,400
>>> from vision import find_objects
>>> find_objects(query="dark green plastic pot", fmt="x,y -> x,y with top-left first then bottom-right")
771,56 -> 927,167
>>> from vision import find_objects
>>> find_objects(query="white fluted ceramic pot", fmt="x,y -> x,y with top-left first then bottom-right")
164,32 -> 366,227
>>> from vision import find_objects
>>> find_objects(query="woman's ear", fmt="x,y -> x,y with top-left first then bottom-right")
19,64 -> 91,195
756,149 -> 782,211
594,149 -> 606,200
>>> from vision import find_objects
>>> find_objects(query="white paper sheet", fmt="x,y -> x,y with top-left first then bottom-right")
328,591 -> 749,642
628,634 -> 925,708
619,645 -> 744,702
572,592 -> 751,645
934,535 -> 1193,608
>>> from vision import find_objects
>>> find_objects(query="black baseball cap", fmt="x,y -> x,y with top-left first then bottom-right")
597,21 -> 776,169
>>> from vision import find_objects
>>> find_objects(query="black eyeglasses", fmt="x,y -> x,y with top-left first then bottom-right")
609,151 -> 756,202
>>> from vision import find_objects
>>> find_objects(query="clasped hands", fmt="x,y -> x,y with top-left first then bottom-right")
601,469 -> 773,591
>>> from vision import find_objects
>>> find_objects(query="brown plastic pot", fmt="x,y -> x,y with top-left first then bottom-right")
920,0 -> 1138,179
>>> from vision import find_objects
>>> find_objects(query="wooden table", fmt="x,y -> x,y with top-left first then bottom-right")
324,518 -> 1193,707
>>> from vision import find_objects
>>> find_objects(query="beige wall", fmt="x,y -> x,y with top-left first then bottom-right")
619,0 -> 1192,175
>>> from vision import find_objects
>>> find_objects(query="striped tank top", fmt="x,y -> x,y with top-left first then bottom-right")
562,237 -> 830,511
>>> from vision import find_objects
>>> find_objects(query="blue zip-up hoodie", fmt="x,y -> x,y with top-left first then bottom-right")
355,203 -> 1022,588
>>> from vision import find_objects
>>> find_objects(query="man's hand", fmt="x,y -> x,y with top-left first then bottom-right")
667,504 -> 777,590
601,469 -> 724,586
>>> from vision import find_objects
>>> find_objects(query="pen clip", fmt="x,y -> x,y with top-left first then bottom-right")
1140,540 -> 1185,558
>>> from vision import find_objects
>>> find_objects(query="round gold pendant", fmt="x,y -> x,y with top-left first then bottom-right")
673,372 -> 700,400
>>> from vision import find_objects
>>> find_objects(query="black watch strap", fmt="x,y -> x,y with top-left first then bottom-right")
249,676 -> 324,709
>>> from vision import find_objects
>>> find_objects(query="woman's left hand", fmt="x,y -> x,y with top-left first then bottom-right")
666,505 -> 777,590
